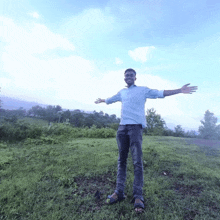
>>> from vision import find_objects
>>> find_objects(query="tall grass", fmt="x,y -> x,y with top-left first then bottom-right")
0,121 -> 116,142
0,136 -> 220,219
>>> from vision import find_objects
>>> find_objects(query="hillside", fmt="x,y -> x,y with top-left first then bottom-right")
1,96 -> 219,132
1,96 -> 93,114
1,96 -> 47,110
0,136 -> 219,219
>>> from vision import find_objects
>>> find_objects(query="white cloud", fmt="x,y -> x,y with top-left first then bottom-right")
128,46 -> 155,63
0,16 -> 123,110
115,57 -> 123,65
0,17 -> 75,54
60,8 -> 115,39
0,17 -> 93,103
28,12 -> 40,19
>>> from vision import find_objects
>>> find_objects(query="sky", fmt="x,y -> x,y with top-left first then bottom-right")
1,0 -> 220,131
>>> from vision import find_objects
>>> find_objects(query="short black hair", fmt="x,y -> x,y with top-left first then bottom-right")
124,68 -> 136,75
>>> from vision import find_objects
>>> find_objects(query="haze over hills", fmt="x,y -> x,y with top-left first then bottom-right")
1,96 -> 47,111
1,96 -> 219,132
1,96 -> 93,114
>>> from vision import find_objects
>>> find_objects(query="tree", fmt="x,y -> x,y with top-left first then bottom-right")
55,105 -> 62,113
28,105 -> 44,117
163,127 -> 175,136
104,113 -> 109,118
174,125 -> 185,137
110,114 -> 117,121
70,111 -> 85,127
108,123 -> 120,131
57,111 -> 63,123
45,105 -> 56,122
17,107 -> 26,117
62,110 -> 71,122
199,110 -> 218,139
145,108 -> 166,136
185,130 -> 197,138
216,124 -> 220,140
99,111 -> 104,117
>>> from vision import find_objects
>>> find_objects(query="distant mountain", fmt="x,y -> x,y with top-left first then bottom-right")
1,96 -> 48,110
0,96 -> 93,113
166,122 -> 198,132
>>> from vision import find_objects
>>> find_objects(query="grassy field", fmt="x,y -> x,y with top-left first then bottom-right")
0,136 -> 220,220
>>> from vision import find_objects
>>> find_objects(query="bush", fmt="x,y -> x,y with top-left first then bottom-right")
45,124 -> 116,139
85,125 -> 116,138
28,125 -> 43,138
0,119 -> 116,142
0,120 -> 44,142
45,123 -> 73,136
0,142 -> 7,149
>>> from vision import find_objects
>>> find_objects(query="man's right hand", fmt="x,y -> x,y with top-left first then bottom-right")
95,98 -> 105,104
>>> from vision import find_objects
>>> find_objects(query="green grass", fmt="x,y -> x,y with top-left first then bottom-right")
0,136 -> 220,219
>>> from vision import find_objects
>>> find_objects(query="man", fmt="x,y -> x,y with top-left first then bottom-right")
95,68 -> 197,213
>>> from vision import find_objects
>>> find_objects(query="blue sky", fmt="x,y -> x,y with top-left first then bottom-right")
1,0 -> 220,131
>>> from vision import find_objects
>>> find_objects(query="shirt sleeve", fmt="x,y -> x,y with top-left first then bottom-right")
144,87 -> 164,99
105,91 -> 121,104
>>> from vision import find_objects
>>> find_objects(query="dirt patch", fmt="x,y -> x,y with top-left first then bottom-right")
185,138 -> 220,157
174,183 -> 202,198
185,138 -> 220,149
73,170 -> 117,198
184,209 -> 200,220
67,170 -> 118,213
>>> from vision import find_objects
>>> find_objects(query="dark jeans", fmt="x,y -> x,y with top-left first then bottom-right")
114,124 -> 144,203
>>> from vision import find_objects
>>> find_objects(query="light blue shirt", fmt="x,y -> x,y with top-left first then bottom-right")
105,85 -> 164,128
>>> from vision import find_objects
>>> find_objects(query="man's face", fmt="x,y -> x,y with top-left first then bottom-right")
124,71 -> 136,86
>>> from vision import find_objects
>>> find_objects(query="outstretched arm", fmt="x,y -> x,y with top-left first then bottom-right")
95,92 -> 121,104
95,98 -> 105,104
164,83 -> 198,97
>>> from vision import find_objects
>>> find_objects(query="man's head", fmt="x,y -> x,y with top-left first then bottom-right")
124,68 -> 136,87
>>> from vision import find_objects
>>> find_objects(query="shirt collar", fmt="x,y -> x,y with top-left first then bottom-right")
126,84 -> 137,88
